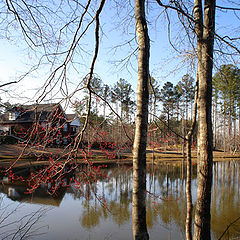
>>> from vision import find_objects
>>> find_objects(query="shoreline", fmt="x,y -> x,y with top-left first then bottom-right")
0,144 -> 239,169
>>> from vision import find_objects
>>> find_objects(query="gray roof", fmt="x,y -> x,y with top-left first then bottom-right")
0,103 -> 65,124
66,114 -> 76,121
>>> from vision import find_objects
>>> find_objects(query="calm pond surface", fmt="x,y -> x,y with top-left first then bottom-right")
0,161 -> 240,240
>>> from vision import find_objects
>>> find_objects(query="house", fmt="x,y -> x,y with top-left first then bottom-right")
0,183 -> 65,206
66,114 -> 81,137
0,103 -> 72,145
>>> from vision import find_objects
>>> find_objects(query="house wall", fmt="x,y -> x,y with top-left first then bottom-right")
71,118 -> 81,127
0,105 -> 75,146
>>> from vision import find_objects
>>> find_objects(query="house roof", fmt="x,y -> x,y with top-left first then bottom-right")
66,114 -> 76,121
0,103 -> 65,124
66,114 -> 81,127
0,184 -> 65,206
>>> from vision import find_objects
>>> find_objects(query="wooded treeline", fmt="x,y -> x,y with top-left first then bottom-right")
213,64 -> 240,152
72,65 -> 240,152
2,65 -> 240,153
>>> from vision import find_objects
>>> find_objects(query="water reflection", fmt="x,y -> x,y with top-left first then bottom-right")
0,161 -> 239,240
0,181 -> 65,206
211,161 -> 240,239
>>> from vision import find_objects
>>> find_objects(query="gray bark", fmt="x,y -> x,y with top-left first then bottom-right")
132,0 -> 150,239
214,93 -> 217,148
223,98 -> 226,152
193,0 -> 215,239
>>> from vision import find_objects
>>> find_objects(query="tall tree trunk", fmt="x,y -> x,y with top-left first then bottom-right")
214,92 -> 217,148
239,104 -> 240,137
228,100 -> 232,142
132,0 -> 150,239
186,72 -> 199,240
223,98 -> 226,152
233,103 -> 236,150
193,0 -> 215,239
182,112 -> 186,157
212,97 -> 215,148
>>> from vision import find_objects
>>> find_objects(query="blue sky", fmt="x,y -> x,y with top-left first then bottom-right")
0,0 -> 239,109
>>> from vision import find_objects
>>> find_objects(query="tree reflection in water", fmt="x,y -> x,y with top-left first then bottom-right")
211,161 -> 240,239
75,162 -> 240,239
0,161 -> 239,239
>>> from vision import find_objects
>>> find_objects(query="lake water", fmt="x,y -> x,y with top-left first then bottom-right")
0,161 -> 239,240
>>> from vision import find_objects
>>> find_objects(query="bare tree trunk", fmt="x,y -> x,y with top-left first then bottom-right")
228,109 -> 232,142
132,0 -> 150,239
214,93 -> 217,149
193,0 -> 215,239
182,109 -> 186,157
223,99 -> 226,152
185,72 -> 199,240
233,107 -> 236,150
239,105 -> 240,137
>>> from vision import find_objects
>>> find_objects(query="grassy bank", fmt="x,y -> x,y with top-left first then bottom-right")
0,144 -> 240,169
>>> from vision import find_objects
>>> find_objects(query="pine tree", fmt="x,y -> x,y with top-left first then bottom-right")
160,81 -> 175,129
113,78 -> 135,123
213,64 -> 240,150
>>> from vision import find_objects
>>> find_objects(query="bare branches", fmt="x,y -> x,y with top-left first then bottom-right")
216,5 -> 240,11
93,90 -> 134,144
72,0 -> 106,152
155,0 -> 240,57
152,113 -> 186,141
218,216 -> 240,240
0,81 -> 18,88
0,198 -> 49,240
37,0 -> 94,102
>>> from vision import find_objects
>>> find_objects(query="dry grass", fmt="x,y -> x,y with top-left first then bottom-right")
0,144 -> 240,169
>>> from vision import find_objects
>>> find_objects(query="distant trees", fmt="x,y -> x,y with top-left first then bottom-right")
73,77 -> 136,147
159,76 -> 195,126
72,73 -> 198,150
213,64 -> 240,151
73,77 -> 103,124
177,74 -> 195,122
147,63 -> 240,154
160,82 -> 175,129
149,76 -> 160,122
112,78 -> 135,123
147,75 -> 195,150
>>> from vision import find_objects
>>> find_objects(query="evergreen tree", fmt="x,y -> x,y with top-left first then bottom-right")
102,84 -> 111,120
213,64 -> 240,149
149,76 -> 160,122
113,78 -> 135,123
173,83 -> 183,122
90,77 -> 103,118
177,74 -> 195,121
160,81 -> 175,129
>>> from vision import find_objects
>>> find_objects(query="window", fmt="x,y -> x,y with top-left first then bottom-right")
9,112 -> 16,120
63,124 -> 68,132
9,112 -> 20,120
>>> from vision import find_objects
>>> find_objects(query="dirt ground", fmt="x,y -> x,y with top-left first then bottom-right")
0,144 -> 239,168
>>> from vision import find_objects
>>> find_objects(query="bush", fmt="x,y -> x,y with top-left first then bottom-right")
0,136 -> 18,144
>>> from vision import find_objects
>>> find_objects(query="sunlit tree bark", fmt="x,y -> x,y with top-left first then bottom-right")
132,0 -> 150,239
193,0 -> 215,239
